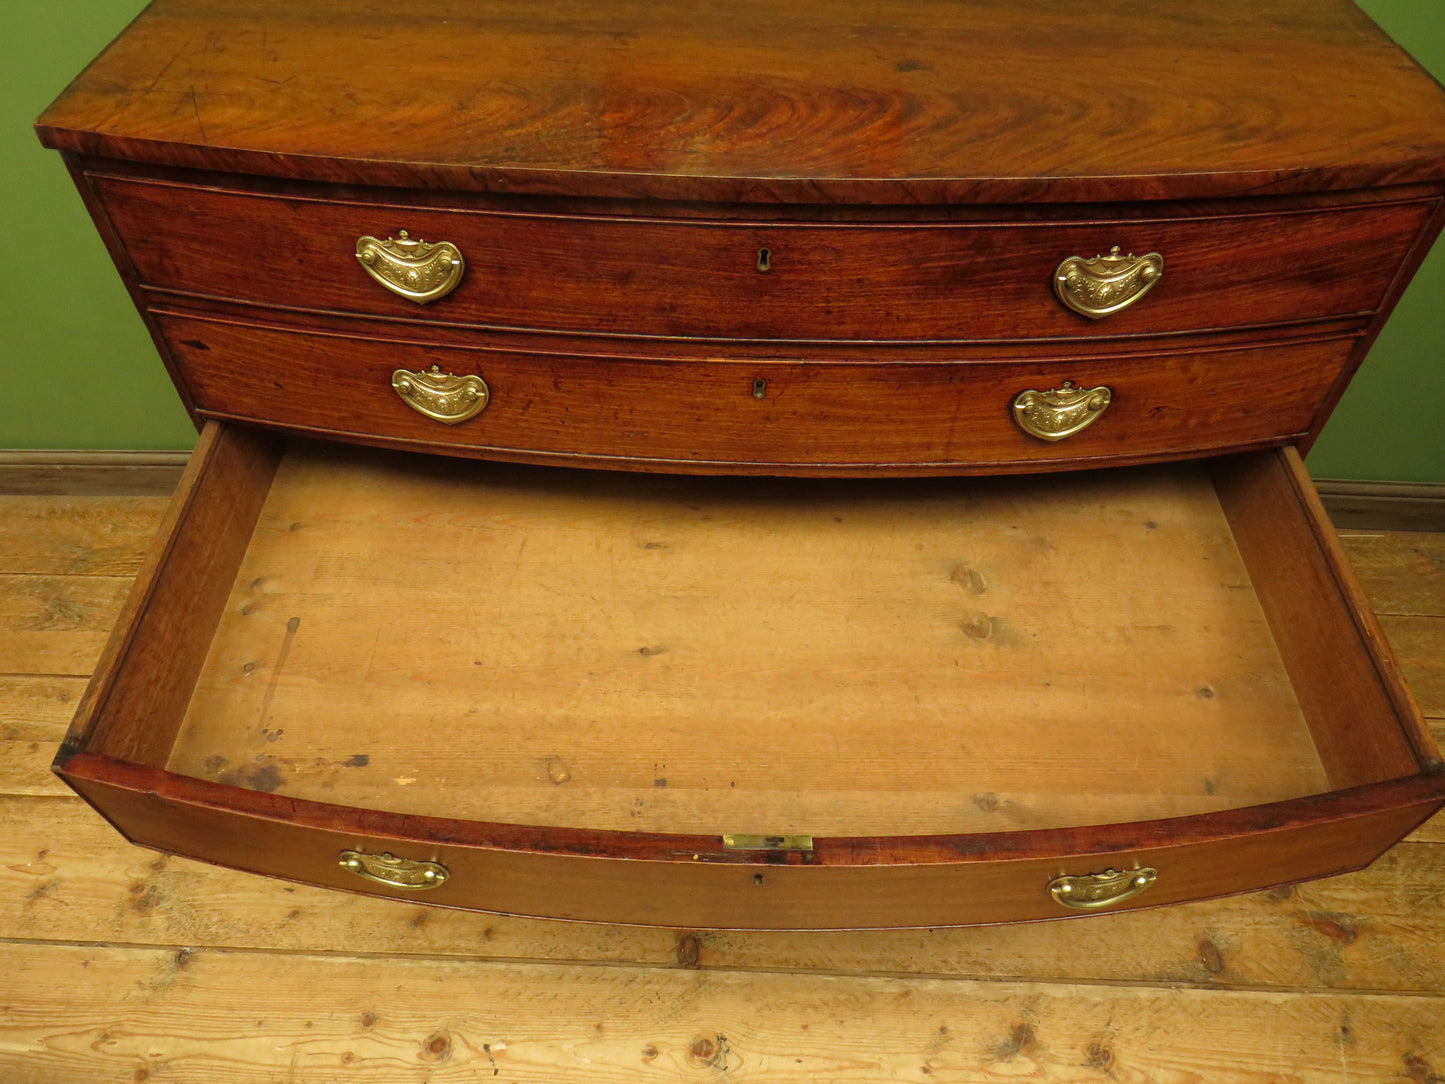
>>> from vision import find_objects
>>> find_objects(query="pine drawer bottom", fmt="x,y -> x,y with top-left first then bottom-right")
55,423 -> 1445,929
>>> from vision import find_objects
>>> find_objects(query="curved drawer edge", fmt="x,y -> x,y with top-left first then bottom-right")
159,312 -> 1358,476
54,752 -> 1445,930
195,409 -> 1314,478
83,155 -> 1443,334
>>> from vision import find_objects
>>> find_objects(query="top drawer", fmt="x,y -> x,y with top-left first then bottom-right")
91,172 -> 1434,343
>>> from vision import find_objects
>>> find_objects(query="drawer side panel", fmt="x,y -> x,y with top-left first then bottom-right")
1212,450 -> 1440,785
58,424 -> 281,768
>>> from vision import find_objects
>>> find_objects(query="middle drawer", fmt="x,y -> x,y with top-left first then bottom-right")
96,171 -> 1433,342
157,311 -> 1355,473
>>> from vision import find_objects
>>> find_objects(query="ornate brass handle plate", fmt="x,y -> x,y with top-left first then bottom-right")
339,850 -> 450,890
1012,381 -> 1112,441
1047,867 -> 1157,910
392,365 -> 490,425
356,230 -> 465,304
1054,246 -> 1163,319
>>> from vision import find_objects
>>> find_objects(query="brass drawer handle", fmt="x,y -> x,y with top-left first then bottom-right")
1054,246 -> 1163,319
1048,867 -> 1157,910
339,850 -> 449,890
392,365 -> 490,425
356,230 -> 465,304
1012,381 -> 1111,441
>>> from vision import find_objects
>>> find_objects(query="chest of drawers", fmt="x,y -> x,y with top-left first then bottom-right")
37,0 -> 1445,928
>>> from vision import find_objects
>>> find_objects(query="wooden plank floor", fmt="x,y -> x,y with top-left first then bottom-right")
0,488 -> 1441,1083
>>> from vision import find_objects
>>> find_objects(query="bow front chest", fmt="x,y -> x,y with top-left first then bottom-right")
37,0 -> 1445,927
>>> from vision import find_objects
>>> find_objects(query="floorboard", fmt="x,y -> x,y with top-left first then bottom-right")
2,941 -> 1442,1084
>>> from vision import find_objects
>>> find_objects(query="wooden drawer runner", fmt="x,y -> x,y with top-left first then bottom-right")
94,172 -> 1434,341
157,312 -> 1357,472
56,423 -> 1445,929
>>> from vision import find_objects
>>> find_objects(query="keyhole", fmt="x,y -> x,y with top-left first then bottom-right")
752,378 -> 767,399
756,247 -> 772,273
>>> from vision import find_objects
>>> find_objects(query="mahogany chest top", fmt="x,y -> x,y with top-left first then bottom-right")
39,0 -> 1445,204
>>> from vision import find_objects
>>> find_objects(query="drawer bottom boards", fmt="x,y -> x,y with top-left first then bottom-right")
56,424 -> 1445,929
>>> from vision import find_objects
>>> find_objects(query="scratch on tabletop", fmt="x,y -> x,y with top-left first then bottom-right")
190,86 -> 210,144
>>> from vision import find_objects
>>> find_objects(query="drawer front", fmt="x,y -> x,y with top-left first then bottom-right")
97,173 -> 1432,341
61,758 -> 1445,930
157,313 -> 1353,471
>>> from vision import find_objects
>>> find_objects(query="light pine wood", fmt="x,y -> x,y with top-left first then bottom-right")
1335,533 -> 1444,723
0,574 -> 135,677
0,496 -> 168,575
1378,616 -> 1445,719
0,677 -> 85,796
0,496 -> 136,790
167,445 -> 1324,837
4,941 -> 1445,1084
1,493 -> 1441,1079
1337,531 -> 1445,618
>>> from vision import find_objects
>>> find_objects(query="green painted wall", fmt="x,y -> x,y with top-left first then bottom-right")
3,1 -> 1443,479
1307,0 -> 1445,481
2,0 -> 193,451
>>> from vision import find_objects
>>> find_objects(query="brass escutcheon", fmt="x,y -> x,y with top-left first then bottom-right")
392,365 -> 490,425
1047,867 -> 1157,910
339,849 -> 449,890
722,834 -> 815,851
1054,246 -> 1163,319
356,230 -> 465,304
1011,381 -> 1112,441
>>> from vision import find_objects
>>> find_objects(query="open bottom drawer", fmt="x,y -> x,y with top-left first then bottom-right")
56,423 -> 1445,929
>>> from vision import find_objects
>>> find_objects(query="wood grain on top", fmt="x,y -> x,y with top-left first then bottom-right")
35,0 -> 1445,203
